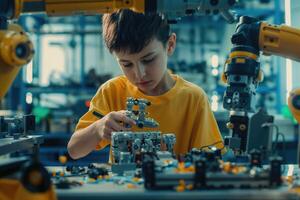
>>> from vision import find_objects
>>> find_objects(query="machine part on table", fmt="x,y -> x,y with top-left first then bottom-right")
224,111 -> 249,155
142,148 -> 283,190
0,114 -> 35,139
87,166 -> 109,180
247,108 -> 274,159
111,131 -> 176,175
65,165 -> 86,176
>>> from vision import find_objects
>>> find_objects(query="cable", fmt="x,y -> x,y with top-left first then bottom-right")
199,140 -> 225,151
262,122 -> 287,173
278,132 -> 286,160
277,132 -> 287,174
261,123 -> 280,155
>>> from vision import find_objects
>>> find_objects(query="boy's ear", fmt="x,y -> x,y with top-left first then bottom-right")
167,33 -> 176,56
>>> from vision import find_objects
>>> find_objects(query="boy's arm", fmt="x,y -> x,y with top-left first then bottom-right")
68,85 -> 110,159
68,110 -> 136,159
67,119 -> 102,159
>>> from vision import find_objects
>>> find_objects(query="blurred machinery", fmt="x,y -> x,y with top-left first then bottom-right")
0,0 -> 236,101
0,114 -> 54,200
0,114 -> 35,139
18,0 -> 236,22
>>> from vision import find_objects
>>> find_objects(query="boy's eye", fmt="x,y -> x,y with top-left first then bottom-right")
142,57 -> 155,64
122,63 -> 133,68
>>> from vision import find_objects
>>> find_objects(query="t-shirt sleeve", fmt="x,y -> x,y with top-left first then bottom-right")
75,86 -> 111,150
190,94 -> 225,151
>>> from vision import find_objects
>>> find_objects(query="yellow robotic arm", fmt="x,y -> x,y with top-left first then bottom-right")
21,0 -> 235,20
21,0 -> 145,16
0,24 -> 34,99
258,22 -> 300,123
222,16 -> 300,122
0,0 -> 34,99
222,16 -> 300,154
259,21 -> 300,62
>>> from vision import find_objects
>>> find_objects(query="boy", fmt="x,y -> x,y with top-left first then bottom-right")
68,9 -> 223,160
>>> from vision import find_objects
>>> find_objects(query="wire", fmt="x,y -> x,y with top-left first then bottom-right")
278,132 -> 286,158
277,132 -> 287,174
199,140 -> 225,150
261,122 -> 280,155
262,122 -> 286,170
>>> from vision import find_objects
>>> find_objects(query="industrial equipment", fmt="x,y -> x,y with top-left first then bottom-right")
142,148 -> 282,190
222,16 -> 300,155
0,114 -> 54,200
0,23 -> 34,99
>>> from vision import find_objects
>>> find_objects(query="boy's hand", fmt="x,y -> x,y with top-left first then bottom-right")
95,110 -> 136,141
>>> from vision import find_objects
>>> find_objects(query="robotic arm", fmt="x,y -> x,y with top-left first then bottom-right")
0,0 -> 34,99
20,0 -> 235,21
223,16 -> 300,112
222,16 -> 300,154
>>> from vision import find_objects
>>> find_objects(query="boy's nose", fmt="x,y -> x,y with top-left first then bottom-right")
136,64 -> 146,79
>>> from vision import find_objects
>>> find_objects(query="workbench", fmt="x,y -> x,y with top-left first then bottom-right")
48,165 -> 300,200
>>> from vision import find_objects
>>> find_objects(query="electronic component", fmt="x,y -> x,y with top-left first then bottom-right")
142,148 -> 283,190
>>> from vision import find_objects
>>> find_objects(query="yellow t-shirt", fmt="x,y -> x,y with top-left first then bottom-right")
75,74 -> 223,155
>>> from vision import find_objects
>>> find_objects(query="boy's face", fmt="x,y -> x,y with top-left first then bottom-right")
114,34 -> 176,95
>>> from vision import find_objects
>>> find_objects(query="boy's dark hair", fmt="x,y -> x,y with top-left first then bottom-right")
102,9 -> 170,53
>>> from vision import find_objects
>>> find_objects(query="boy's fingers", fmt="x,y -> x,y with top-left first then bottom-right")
108,120 -> 128,131
103,127 -> 113,140
112,111 -> 136,125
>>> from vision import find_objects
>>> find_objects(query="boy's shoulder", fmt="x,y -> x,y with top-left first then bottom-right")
100,75 -> 128,90
176,75 -> 206,99
94,75 -> 129,98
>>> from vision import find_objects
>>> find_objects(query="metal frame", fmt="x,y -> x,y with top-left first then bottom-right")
0,135 -> 44,156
